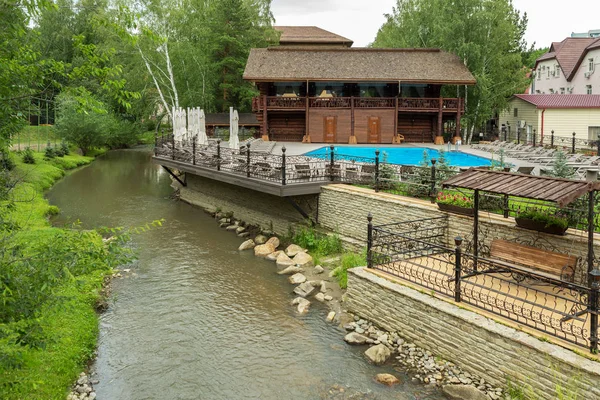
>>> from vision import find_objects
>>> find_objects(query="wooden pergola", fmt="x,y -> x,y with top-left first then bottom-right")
442,168 -> 600,282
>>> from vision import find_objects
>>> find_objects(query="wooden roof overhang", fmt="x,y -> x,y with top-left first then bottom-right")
442,168 -> 600,207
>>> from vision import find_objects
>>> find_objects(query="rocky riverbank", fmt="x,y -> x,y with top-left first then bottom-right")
217,211 -> 508,399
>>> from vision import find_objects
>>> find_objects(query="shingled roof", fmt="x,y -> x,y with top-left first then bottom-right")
243,48 -> 476,84
513,94 -> 600,109
536,37 -> 600,81
274,26 -> 353,47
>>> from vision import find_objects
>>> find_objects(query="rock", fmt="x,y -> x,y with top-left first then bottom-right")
293,251 -> 314,268
324,295 -> 333,301
289,273 -> 307,284
266,237 -> 280,248
354,327 -> 365,334
226,225 -> 238,231
277,265 -> 304,275
237,232 -> 250,238
235,226 -> 246,234
314,265 -> 324,274
441,385 -> 488,400
238,239 -> 255,251
326,311 -> 336,322
292,297 -> 310,314
88,393 -> 97,400
219,218 -> 228,224
344,324 -> 355,331
344,332 -> 370,345
285,244 -> 304,257
375,373 -> 400,386
293,281 -> 315,297
254,243 -> 275,257
364,344 -> 391,365
320,281 -> 328,293
219,222 -> 229,228
315,292 -> 326,302
254,235 -> 268,245
276,252 -> 295,267
266,250 -> 282,261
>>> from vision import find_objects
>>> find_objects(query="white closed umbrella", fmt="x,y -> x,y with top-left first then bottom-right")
198,109 -> 208,145
229,107 -> 240,150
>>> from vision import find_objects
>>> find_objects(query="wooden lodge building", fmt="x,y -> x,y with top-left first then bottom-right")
243,26 -> 476,144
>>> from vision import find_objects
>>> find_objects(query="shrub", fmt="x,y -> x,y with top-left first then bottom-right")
517,208 -> 568,230
60,141 -> 70,155
45,205 -> 60,216
44,145 -> 56,159
22,147 -> 35,164
292,225 -> 342,256
436,190 -> 473,208
1,150 -> 16,171
333,250 -> 367,289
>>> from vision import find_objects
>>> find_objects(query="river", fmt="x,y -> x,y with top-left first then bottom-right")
47,149 -> 442,400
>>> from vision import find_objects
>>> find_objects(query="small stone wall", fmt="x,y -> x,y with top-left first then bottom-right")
347,267 -> 600,399
319,185 -> 600,284
180,174 -> 318,234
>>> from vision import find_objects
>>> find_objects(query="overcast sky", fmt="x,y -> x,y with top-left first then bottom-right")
271,0 -> 600,48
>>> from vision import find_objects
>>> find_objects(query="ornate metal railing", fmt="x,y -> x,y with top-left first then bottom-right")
495,130 -> 599,155
154,135 -> 460,194
252,96 -> 463,111
367,215 -> 600,352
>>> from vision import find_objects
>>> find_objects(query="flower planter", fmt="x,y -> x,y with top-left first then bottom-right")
515,217 -> 568,236
437,203 -> 475,216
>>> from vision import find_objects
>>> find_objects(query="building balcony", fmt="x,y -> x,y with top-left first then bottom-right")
251,96 -> 463,113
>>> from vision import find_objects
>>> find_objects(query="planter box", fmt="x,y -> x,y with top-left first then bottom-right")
515,217 -> 568,236
437,203 -> 475,216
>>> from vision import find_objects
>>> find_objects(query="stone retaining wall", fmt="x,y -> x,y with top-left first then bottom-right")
347,267 -> 600,399
180,174 -> 318,234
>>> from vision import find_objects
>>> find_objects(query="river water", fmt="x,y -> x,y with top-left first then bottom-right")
47,149 -> 442,400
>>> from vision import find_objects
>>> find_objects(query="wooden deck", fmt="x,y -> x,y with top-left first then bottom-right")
152,156 -> 329,197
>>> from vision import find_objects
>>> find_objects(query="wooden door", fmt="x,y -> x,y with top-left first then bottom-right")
368,116 -> 380,143
324,116 -> 336,143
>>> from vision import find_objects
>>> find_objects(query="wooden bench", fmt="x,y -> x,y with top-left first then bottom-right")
490,239 -> 578,282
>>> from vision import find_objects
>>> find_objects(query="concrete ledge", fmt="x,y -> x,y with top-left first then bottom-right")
347,267 -> 600,399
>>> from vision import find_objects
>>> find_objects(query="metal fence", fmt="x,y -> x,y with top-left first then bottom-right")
154,134 -> 460,195
498,129 -> 599,154
367,215 -> 599,353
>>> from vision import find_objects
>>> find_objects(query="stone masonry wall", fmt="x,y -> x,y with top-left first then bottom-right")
319,185 -> 600,284
180,174 -> 317,234
347,268 -> 600,399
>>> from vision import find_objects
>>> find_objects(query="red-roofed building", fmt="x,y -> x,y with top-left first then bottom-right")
499,95 -> 600,143
532,37 -> 600,95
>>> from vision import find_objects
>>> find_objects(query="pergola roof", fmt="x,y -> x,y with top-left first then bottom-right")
442,169 -> 600,207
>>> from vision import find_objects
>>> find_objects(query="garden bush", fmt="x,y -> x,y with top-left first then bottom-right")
21,148 -> 35,164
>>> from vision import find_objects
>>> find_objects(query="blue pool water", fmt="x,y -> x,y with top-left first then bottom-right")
304,146 -> 492,167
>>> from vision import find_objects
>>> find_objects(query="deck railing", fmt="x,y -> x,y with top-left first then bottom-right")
367,215 -> 599,352
153,135 -> 459,193
252,96 -> 463,112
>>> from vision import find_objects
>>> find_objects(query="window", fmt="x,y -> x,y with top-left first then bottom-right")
560,88 -> 565,94
549,89 -> 555,94
555,65 -> 560,77
547,68 -> 550,78
513,108 -> 518,117
587,85 -> 593,95
537,68 -> 541,80
590,58 -> 595,72
589,126 -> 600,141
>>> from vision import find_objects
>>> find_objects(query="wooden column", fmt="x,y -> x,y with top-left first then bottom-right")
349,97 -> 357,144
262,95 -> 269,141
454,98 -> 462,142
392,97 -> 401,143
303,92 -> 311,143
434,97 -> 444,145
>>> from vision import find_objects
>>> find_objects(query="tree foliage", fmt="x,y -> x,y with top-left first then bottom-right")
374,0 -> 530,143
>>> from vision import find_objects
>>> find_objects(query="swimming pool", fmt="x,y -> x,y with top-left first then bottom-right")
304,146 -> 493,167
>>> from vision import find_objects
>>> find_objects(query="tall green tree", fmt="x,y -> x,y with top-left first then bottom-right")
374,0 -> 530,143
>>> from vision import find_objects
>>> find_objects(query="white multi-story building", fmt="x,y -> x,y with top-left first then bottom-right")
531,37 -> 600,95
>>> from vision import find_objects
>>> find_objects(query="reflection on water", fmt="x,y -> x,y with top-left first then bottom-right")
46,149 -> 442,399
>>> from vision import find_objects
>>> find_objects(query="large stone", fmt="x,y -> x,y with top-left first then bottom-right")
254,243 -> 275,257
291,297 -> 310,314
314,265 -> 324,274
293,251 -> 314,268
277,265 -> 304,275
266,250 -> 282,261
285,244 -> 304,257
441,385 -> 488,400
364,344 -> 391,365
254,235 -> 268,245
315,292 -> 325,302
344,332 -> 370,345
288,273 -> 307,284
266,237 -> 280,248
226,224 -> 238,231
293,281 -> 315,297
320,280 -> 328,293
326,311 -> 336,322
276,252 -> 295,267
238,239 -> 255,251
235,226 -> 246,234
375,373 -> 400,386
